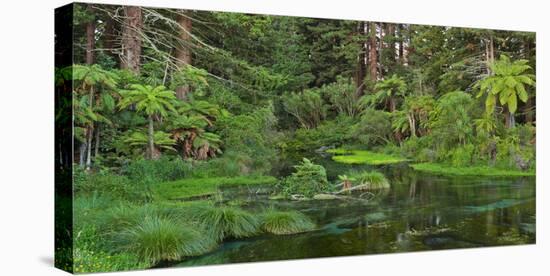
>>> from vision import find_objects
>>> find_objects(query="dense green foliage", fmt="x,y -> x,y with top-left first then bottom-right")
59,4 -> 536,272
279,158 -> 330,198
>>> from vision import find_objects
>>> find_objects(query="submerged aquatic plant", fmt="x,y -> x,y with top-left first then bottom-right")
191,205 -> 260,241
260,210 -> 316,235
113,216 -> 214,264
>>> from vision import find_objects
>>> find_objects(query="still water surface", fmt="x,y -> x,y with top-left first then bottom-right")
176,156 -> 536,267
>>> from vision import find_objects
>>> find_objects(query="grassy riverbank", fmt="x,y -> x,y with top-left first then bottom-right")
327,148 -> 408,165
152,176 -> 278,200
410,163 -> 535,177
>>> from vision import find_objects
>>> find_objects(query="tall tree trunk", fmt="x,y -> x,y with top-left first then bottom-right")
85,127 -> 93,170
368,22 -> 378,81
82,5 -> 96,170
354,21 -> 366,95
175,11 -> 193,100
525,96 -> 535,124
94,124 -> 100,158
148,115 -> 155,160
398,24 -> 404,64
485,35 -> 495,74
103,12 -> 118,66
386,23 -> 396,71
389,97 -> 396,113
121,6 -> 142,73
504,107 -> 515,129
85,5 -> 95,65
378,22 -> 384,78
85,85 -> 95,171
489,35 -> 495,64
408,112 -> 417,137
79,143 -> 86,167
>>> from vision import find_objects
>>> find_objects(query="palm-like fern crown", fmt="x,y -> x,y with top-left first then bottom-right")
125,130 -> 175,150
168,114 -> 209,131
375,75 -> 407,97
119,84 -> 177,117
73,64 -> 118,89
476,55 -> 535,114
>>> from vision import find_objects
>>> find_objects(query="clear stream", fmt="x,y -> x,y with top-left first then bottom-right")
175,155 -> 536,267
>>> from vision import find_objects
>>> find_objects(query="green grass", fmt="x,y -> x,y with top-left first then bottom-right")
410,163 -> 535,177
152,176 -> 277,200
327,148 -> 407,165
260,210 -> 316,235
190,205 -> 260,241
349,170 -> 390,189
113,216 -> 215,265
74,248 -> 150,273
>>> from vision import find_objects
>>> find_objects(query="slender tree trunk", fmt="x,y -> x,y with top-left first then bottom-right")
489,35 -> 495,64
408,112 -> 417,137
525,95 -> 535,124
85,127 -> 93,170
389,97 -> 396,113
175,11 -> 193,100
386,23 -> 396,71
148,115 -> 155,159
79,143 -> 86,167
378,22 -> 384,78
103,12 -> 118,66
85,5 -> 95,65
398,24 -> 404,64
485,35 -> 495,74
81,7 -> 96,170
504,107 -> 515,129
121,6 -> 142,73
85,85 -> 95,171
94,124 -> 100,158
368,22 -> 378,81
355,21 -> 366,95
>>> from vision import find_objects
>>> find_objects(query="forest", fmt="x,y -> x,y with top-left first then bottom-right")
55,3 -> 536,273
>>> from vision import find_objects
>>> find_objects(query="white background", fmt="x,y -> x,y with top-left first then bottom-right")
0,0 -> 548,275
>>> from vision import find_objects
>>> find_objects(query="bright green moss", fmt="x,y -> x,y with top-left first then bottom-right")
411,163 -> 535,176
327,149 -> 407,165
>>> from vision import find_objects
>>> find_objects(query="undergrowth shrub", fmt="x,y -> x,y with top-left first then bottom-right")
278,158 -> 329,198
121,157 -> 192,184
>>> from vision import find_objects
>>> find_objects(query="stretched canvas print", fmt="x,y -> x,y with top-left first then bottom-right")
55,2 -> 536,274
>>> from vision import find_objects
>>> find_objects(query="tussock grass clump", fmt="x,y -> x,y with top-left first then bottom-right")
113,216 -> 214,264
349,170 -> 390,190
260,210 -> 316,235
191,206 -> 260,241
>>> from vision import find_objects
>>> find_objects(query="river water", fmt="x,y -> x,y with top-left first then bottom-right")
176,156 -> 536,267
